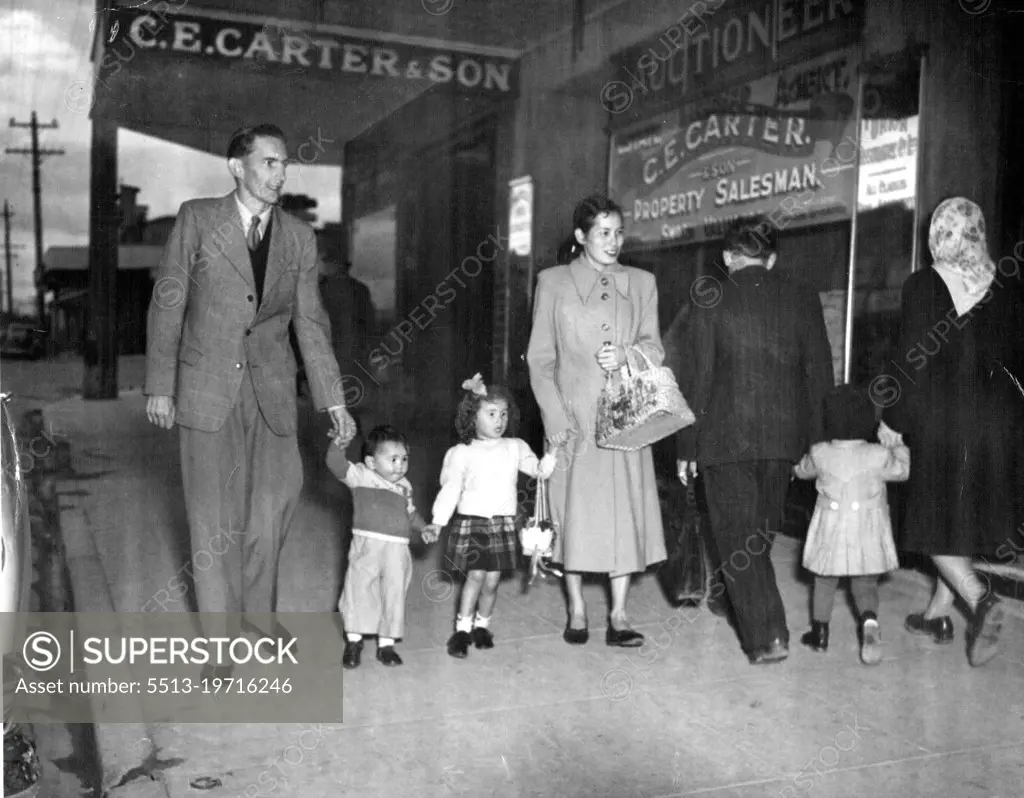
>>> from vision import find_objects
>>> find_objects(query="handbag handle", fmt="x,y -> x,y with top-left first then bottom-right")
533,477 -> 548,524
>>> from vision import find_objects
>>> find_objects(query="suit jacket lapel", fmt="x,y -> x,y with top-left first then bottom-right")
214,194 -> 255,290
259,207 -> 292,306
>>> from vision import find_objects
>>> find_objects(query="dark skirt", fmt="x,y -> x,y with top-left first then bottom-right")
444,514 -> 518,575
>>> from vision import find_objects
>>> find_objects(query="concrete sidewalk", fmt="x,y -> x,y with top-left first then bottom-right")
44,389 -> 1024,797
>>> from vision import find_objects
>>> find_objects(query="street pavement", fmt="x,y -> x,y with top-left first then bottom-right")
6,354 -> 1024,797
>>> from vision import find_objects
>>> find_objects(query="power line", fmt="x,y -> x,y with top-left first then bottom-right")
6,111 -> 66,334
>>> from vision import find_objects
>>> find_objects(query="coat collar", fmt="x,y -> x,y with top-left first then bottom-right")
568,258 -> 629,304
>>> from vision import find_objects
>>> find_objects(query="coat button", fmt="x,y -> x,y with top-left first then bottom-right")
829,501 -> 839,510
235,363 -> 243,369
245,329 -> 251,336
247,295 -> 254,302
601,292 -> 610,300
601,323 -> 610,331
850,501 -> 860,511
601,277 -> 609,286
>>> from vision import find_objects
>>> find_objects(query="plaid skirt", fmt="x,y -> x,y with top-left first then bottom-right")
444,514 -> 517,575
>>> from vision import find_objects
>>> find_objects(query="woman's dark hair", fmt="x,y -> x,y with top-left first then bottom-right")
227,124 -> 287,159
556,193 -> 625,264
454,385 -> 520,445
362,425 -> 409,459
821,385 -> 879,442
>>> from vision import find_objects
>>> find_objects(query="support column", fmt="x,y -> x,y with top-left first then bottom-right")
84,117 -> 119,399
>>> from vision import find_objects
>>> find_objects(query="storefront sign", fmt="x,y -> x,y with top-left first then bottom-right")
508,177 -> 533,257
857,115 -> 918,211
609,0 -> 863,118
105,7 -> 518,96
608,47 -> 860,246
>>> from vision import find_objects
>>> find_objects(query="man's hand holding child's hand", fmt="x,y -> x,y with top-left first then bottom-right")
422,524 -> 441,544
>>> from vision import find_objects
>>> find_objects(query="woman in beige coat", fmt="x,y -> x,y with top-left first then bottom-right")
527,194 -> 666,648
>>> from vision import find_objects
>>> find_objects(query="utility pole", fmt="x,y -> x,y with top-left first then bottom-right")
7,112 -> 65,336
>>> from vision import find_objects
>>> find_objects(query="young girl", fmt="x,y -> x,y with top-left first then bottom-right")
432,373 -> 556,659
794,384 -> 910,666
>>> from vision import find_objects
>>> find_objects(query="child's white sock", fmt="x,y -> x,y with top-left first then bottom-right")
473,612 -> 491,629
455,615 -> 473,633
379,637 -> 395,648
346,633 -> 362,643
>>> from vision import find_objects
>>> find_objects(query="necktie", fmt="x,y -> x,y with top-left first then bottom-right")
247,217 -> 261,251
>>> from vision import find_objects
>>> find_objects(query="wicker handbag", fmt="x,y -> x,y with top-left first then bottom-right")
596,346 -> 696,451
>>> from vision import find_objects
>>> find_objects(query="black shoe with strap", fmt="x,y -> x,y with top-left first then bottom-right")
800,621 -> 829,652
376,646 -> 403,667
342,640 -> 363,669
447,631 -> 472,659
904,612 -> 954,644
471,627 -> 494,649
605,623 -> 644,648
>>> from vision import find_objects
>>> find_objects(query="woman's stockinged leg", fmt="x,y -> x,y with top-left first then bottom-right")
922,570 -> 956,618
565,573 -> 586,628
458,570 -> 486,619
932,555 -> 987,612
609,573 -> 631,628
475,571 -> 502,618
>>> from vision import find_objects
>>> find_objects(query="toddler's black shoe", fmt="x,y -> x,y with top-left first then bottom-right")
471,627 -> 494,649
859,614 -> 882,666
342,640 -> 363,669
376,646 -> 403,667
447,631 -> 472,659
800,621 -> 829,652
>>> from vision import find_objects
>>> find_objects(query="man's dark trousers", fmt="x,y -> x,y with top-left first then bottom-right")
702,459 -> 791,655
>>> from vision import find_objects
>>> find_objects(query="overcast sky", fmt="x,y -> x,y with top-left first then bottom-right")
0,0 -> 342,314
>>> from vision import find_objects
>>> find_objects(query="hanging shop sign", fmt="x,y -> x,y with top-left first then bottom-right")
508,177 -> 533,257
608,47 -> 861,246
608,0 -> 864,120
103,6 -> 519,96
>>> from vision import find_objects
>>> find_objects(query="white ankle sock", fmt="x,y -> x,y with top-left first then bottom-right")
473,612 -> 491,629
379,637 -> 395,648
346,633 -> 362,643
455,615 -> 473,633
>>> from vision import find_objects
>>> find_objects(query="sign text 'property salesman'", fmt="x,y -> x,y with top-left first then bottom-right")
108,7 -> 518,95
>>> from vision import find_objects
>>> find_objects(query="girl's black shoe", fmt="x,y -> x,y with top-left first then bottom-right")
605,624 -> 644,648
904,612 -> 954,644
471,627 -> 494,649
447,631 -> 472,658
342,640 -> 363,669
800,621 -> 829,652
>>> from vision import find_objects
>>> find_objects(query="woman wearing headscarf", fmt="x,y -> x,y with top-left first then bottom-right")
880,197 -> 1024,667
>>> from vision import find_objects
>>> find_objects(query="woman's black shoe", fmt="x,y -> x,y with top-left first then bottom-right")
446,631 -> 472,659
968,595 -> 1004,667
749,638 -> 789,665
342,640 -> 363,669
471,627 -> 494,649
563,619 -> 589,645
605,624 -> 644,648
904,612 -> 954,644
800,621 -> 829,652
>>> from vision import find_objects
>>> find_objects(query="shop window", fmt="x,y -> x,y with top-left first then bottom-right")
352,206 -> 397,326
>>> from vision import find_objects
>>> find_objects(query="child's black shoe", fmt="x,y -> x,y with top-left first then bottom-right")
376,646 -> 403,667
800,621 -> 829,652
859,613 -> 882,666
471,627 -> 494,649
447,631 -> 472,659
342,640 -> 363,669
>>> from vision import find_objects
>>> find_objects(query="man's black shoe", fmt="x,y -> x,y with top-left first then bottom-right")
748,638 -> 789,665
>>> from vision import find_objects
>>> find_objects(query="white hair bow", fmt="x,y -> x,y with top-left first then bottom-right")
461,373 -> 486,396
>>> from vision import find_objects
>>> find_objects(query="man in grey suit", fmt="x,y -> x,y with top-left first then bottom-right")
144,124 -> 355,675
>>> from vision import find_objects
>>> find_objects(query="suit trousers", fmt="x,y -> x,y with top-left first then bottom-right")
339,535 -> 413,639
178,365 -> 303,640
701,460 -> 792,654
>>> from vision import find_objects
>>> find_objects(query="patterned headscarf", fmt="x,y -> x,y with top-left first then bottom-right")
928,197 -> 996,300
